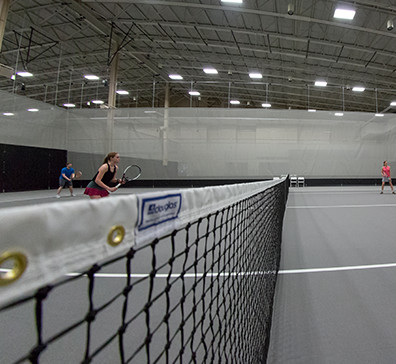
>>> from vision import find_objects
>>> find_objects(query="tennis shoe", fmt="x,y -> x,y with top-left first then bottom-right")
393,191 -> 395,194
56,194 -> 60,198
380,191 -> 383,194
71,193 -> 76,197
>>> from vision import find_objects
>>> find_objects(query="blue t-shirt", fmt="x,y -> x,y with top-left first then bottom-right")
60,167 -> 75,180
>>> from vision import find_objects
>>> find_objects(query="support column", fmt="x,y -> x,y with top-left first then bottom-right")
162,82 -> 169,166
108,44 -> 119,108
0,0 -> 10,52
107,44 -> 119,152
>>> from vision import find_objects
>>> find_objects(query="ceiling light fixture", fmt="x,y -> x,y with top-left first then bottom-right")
308,109 -> 317,112
84,75 -> 100,80
91,100 -> 104,104
262,103 -> 271,108
221,0 -> 243,3
27,108 -> 39,112
189,91 -> 200,96
63,103 -> 76,108
3,112 -> 14,116
169,74 -> 183,80
390,101 -> 396,106
203,68 -> 218,74
315,80 -> 327,87
375,113 -> 384,117
230,100 -> 240,105
335,112 -> 344,116
116,90 -> 129,95
249,73 -> 262,79
352,86 -> 365,92
334,8 -> 356,20
17,71 -> 33,77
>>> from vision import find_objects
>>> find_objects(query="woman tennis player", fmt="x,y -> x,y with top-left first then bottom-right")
84,152 -> 124,199
380,160 -> 395,194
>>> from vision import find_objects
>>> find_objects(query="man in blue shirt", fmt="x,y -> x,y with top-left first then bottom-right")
56,162 -> 76,198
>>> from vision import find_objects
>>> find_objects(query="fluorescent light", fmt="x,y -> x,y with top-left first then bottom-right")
189,91 -> 200,96
308,109 -> 317,112
169,74 -> 183,80
375,113 -> 384,117
221,0 -> 243,3
3,112 -> 14,116
84,75 -> 100,80
144,110 -> 157,114
63,103 -> 76,108
11,75 -> 15,80
116,90 -> 129,95
334,8 -> 356,20
390,101 -> 396,106
17,71 -> 33,77
352,87 -> 365,92
91,100 -> 104,104
261,103 -> 271,108
249,73 -> 262,79
335,112 -> 344,116
27,108 -> 39,112
230,100 -> 240,105
315,80 -> 327,87
203,68 -> 218,74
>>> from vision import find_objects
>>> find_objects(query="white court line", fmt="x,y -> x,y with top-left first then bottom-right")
279,262 -> 396,274
289,204 -> 396,209
3,263 -> 396,278
291,191 -> 378,195
64,262 -> 396,276
65,271 -> 276,278
0,269 -> 275,278
0,195 -> 74,204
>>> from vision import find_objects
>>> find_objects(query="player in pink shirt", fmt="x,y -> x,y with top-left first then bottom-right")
381,160 -> 395,194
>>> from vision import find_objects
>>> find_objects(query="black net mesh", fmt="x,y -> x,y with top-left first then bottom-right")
0,179 -> 288,364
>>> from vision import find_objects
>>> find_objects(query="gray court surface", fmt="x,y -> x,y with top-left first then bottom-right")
0,187 -> 175,209
268,186 -> 396,364
2,185 -> 396,363
2,185 -> 273,363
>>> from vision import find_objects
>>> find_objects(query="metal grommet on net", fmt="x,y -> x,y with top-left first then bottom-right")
107,225 -> 126,247
0,251 -> 28,286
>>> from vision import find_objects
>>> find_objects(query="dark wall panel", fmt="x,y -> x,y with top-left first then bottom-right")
0,144 -> 67,192
49,149 -> 69,190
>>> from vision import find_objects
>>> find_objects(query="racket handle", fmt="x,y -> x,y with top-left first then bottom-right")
115,183 -> 121,189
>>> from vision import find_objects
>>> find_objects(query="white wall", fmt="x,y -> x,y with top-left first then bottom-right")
1,91 -> 395,179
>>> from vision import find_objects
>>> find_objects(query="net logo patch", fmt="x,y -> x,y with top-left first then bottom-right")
138,193 -> 182,231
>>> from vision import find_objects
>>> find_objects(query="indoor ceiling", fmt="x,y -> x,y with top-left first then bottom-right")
1,0 -> 396,113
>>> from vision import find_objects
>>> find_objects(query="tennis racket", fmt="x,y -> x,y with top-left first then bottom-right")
115,165 -> 142,188
74,171 -> 83,179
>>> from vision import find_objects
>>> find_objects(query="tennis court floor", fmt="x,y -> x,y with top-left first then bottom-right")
2,185 -> 396,363
268,186 -> 396,364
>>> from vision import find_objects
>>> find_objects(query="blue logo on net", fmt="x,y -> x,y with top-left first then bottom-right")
148,200 -> 178,215
138,193 -> 182,230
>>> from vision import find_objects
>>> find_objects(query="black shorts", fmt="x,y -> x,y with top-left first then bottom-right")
59,178 -> 72,187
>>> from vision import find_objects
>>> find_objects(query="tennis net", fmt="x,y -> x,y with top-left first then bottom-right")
0,177 -> 288,363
